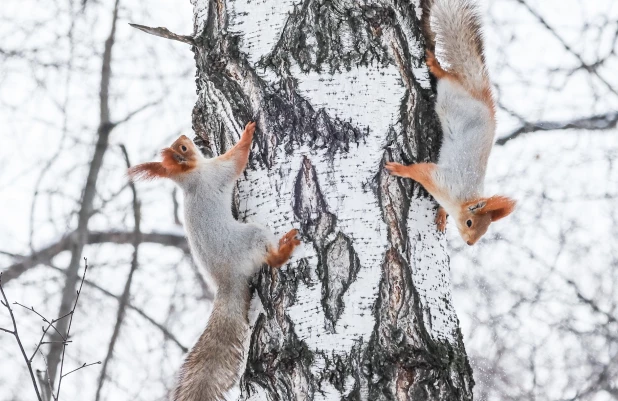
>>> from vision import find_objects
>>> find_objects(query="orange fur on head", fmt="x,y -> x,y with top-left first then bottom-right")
127,135 -> 200,181
478,195 -> 517,221
457,195 -> 516,245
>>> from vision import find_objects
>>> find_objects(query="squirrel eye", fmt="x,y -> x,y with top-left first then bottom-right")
466,219 -> 472,228
181,145 -> 188,152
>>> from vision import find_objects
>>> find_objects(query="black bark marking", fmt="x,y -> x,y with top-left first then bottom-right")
293,156 -> 336,239
242,314 -> 316,400
189,0 -> 474,399
242,258 -> 316,400
260,0 -> 391,74
317,341 -> 365,398
358,4 -> 473,396
322,232 -> 361,331
293,156 -> 363,331
191,8 -> 366,167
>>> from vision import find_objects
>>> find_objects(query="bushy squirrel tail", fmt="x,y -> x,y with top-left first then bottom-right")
421,0 -> 491,100
172,279 -> 250,401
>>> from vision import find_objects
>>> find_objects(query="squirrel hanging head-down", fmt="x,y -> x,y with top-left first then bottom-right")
129,122 -> 300,400
386,0 -> 516,245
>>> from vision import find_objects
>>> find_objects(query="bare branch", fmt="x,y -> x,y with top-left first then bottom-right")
129,23 -> 195,45
0,250 -> 22,257
496,111 -> 618,145
514,0 -> 618,97
2,231 -> 189,285
172,188 -> 182,226
40,341 -> 72,345
94,145 -> 142,400
36,370 -> 51,401
54,257 -> 89,400
111,99 -> 162,127
46,264 -> 189,352
46,0 -> 122,388
564,278 -> 618,325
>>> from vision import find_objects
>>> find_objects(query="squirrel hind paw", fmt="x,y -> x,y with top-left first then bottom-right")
279,229 -> 299,246
267,229 -> 301,268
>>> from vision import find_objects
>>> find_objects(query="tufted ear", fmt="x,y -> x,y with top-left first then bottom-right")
467,200 -> 487,213
481,196 -> 516,221
127,162 -> 169,181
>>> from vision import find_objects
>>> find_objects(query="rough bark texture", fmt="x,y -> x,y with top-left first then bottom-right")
189,0 -> 473,399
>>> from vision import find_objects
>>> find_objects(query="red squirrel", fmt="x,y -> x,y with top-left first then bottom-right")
129,122 -> 300,400
385,0 -> 516,245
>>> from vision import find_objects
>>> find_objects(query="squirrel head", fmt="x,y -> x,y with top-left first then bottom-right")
456,196 -> 516,245
128,135 -> 201,180
161,135 -> 200,174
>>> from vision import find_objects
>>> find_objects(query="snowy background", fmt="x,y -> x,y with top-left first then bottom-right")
0,0 -> 616,400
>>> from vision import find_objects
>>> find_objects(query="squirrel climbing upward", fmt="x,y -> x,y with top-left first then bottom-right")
128,122 -> 300,400
385,0 -> 516,245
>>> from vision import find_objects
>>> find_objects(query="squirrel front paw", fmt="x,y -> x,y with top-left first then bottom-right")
384,162 -> 407,177
435,207 -> 448,233
244,121 -> 256,136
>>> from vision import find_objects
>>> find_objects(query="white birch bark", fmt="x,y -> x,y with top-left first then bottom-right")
190,0 -> 473,399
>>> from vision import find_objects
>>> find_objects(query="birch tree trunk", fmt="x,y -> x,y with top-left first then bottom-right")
190,0 -> 473,399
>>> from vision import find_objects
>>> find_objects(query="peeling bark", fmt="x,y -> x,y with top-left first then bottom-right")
188,0 -> 473,399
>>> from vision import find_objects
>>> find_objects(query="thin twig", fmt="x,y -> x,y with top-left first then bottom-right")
111,99 -> 161,127
37,350 -> 56,401
14,302 -> 72,342
54,258 -> 89,400
0,273 -> 43,401
61,361 -> 102,378
41,341 -> 72,345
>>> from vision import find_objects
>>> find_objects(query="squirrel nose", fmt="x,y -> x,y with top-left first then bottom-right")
466,240 -> 473,246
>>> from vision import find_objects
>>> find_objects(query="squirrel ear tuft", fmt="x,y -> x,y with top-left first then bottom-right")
483,196 -> 516,221
468,200 -> 487,213
127,162 -> 168,181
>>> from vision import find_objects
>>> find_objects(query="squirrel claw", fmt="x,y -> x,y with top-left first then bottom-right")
435,208 -> 448,233
385,161 -> 406,177
267,229 -> 301,268
279,229 -> 300,246
244,121 -> 256,135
